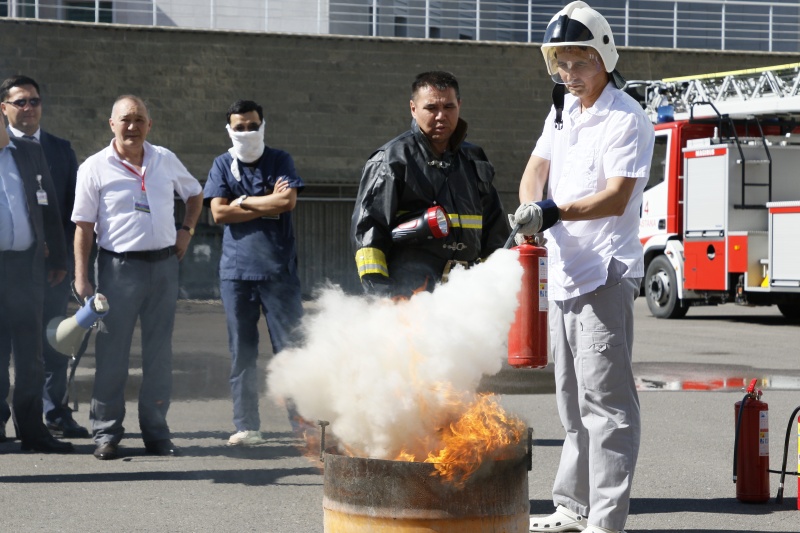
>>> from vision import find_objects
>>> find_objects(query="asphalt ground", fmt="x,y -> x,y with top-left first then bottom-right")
1,298 -> 798,533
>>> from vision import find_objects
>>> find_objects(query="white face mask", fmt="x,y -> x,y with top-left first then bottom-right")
226,121 -> 265,163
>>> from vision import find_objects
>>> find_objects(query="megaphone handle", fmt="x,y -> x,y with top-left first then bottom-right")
70,280 -> 84,306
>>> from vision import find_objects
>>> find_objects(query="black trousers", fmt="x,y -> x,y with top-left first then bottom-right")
0,248 -> 49,441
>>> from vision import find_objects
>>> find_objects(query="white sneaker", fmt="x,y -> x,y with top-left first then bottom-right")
227,430 -> 266,446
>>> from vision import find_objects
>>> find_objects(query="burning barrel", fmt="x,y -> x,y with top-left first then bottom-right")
322,431 -> 531,532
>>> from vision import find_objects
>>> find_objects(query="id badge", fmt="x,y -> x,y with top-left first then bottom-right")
35,174 -> 48,205
134,192 -> 151,213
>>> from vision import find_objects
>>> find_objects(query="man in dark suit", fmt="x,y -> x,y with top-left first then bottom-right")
0,111 -> 73,452
0,75 -> 87,441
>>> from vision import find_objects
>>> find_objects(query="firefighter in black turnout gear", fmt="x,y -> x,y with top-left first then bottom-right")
351,71 -> 509,298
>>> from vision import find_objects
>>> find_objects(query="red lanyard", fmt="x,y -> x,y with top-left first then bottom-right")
118,160 -> 147,192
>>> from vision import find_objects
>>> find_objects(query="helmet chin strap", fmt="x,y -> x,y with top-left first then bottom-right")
552,84 -> 566,130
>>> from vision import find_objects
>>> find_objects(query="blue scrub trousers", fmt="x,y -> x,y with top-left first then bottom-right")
221,277 -> 303,432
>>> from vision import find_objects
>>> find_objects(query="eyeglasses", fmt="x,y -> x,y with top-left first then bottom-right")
4,98 -> 42,108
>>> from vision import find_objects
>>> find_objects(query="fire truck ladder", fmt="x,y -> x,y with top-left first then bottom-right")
639,62 -> 800,120
631,63 -> 800,209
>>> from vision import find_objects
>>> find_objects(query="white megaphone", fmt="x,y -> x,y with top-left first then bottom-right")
47,294 -> 110,356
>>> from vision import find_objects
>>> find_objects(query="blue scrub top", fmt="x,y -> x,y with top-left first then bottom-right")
204,148 -> 305,281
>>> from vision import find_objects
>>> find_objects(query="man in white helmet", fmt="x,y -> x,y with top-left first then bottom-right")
513,3 -> 654,533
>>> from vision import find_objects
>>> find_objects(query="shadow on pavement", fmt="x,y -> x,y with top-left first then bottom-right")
0,466 -> 322,486
530,496 -> 797,532
629,496 -> 797,516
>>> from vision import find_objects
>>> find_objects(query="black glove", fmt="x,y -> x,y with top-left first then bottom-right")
360,274 -> 394,297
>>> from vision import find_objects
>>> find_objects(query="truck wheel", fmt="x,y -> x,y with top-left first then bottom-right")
777,303 -> 800,321
645,255 -> 688,319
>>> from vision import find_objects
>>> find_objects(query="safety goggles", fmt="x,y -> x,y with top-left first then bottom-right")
543,46 -> 604,85
4,98 -> 42,108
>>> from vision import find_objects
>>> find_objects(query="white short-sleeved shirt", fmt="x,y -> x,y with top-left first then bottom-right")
72,140 -> 202,253
532,82 -> 655,301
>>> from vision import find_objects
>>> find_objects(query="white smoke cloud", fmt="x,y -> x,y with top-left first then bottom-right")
266,248 -> 523,459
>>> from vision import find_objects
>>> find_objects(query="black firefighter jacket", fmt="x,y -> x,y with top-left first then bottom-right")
351,118 -> 509,297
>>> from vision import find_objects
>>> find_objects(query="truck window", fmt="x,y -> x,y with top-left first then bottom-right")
645,135 -> 668,192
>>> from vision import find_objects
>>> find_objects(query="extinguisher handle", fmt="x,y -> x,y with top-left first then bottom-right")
504,224 -> 521,250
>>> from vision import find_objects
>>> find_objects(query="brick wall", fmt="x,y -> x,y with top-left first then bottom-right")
2,19 -> 796,293
3,19 -> 796,198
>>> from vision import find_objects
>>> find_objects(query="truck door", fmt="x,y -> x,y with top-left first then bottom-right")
640,129 -> 671,241
683,146 -> 728,291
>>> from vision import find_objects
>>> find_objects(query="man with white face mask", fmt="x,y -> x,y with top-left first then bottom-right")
203,100 -> 305,446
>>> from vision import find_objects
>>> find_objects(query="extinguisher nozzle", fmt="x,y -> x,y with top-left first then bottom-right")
775,486 -> 784,504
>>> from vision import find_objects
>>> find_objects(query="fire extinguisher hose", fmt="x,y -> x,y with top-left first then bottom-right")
773,405 -> 800,503
732,393 -> 751,484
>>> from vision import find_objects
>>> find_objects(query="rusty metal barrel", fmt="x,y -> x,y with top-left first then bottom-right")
322,435 -> 531,533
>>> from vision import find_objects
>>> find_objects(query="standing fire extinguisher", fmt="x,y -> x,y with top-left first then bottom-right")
507,235 -> 548,369
733,379 -> 769,503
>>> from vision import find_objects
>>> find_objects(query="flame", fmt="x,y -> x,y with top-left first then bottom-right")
394,390 -> 527,487
294,387 -> 527,486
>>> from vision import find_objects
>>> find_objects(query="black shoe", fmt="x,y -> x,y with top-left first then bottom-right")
93,442 -> 119,460
46,417 -> 90,439
20,434 -> 74,453
144,439 -> 180,456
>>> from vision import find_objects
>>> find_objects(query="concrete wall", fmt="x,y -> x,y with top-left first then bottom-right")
1,19 -> 797,293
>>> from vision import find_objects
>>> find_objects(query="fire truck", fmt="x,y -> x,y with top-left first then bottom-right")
628,63 -> 800,319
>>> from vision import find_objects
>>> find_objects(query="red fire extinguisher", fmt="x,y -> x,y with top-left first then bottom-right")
507,239 -> 548,369
733,379 -> 769,503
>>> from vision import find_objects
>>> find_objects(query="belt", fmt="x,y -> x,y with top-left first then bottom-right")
442,259 -> 474,283
100,246 -> 175,261
0,246 -> 35,258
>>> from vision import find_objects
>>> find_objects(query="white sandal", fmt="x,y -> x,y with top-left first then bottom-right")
529,505 -> 588,532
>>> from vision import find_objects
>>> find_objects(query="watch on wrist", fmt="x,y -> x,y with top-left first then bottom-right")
181,225 -> 195,236
233,194 -> 248,208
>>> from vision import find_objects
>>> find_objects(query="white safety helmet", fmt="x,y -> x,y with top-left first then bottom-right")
541,1 -> 625,89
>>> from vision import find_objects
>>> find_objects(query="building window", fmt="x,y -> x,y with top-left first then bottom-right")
429,27 -> 441,39
66,1 -> 112,23
368,6 -> 374,36
395,16 -> 407,38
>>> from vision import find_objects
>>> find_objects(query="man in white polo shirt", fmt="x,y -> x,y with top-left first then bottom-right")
72,95 -> 203,460
513,3 -> 655,533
